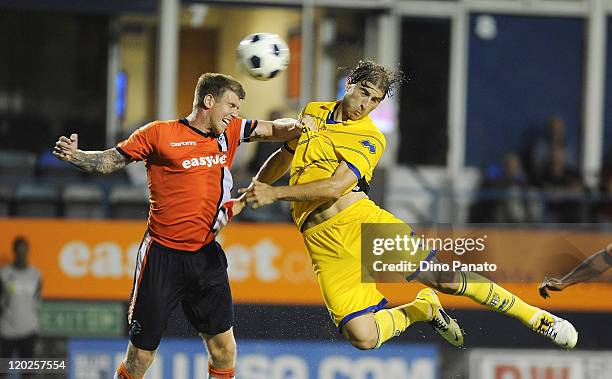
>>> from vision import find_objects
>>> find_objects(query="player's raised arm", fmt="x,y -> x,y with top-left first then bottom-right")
245,114 -> 314,185
539,243 -> 612,298
253,144 -> 295,185
53,133 -> 129,174
240,161 -> 357,209
244,117 -> 302,142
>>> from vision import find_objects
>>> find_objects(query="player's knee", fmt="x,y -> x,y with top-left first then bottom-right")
422,273 -> 460,294
348,336 -> 377,350
435,281 -> 460,294
606,243 -> 612,255
342,324 -> 378,350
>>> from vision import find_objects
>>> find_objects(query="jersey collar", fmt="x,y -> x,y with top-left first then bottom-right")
325,101 -> 341,124
179,118 -> 220,138
323,101 -> 371,126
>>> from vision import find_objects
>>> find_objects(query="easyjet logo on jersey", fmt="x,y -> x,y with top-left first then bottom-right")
182,154 -> 227,169
170,141 -> 197,147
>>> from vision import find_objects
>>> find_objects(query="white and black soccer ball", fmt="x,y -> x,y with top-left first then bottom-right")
236,33 -> 290,81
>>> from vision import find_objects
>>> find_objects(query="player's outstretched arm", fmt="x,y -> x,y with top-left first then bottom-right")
53,133 -> 129,174
253,146 -> 294,185
240,161 -> 357,209
539,243 -> 612,298
245,118 -> 301,142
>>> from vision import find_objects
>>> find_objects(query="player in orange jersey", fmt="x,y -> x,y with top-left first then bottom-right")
54,73 -> 300,379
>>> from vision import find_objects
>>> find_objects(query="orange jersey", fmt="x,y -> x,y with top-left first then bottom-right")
116,118 -> 256,251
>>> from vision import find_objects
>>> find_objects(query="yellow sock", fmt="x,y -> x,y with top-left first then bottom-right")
373,300 -> 431,348
456,271 -> 539,327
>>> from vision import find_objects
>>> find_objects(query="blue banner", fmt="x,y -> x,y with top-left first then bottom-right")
69,338 -> 437,379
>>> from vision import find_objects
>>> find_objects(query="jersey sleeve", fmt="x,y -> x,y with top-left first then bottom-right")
283,137 -> 299,153
226,118 -> 258,148
334,130 -> 386,181
240,119 -> 258,144
116,122 -> 158,161
225,118 -> 241,152
224,118 -> 257,167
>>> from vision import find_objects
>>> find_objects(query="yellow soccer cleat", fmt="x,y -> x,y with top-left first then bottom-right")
531,310 -> 578,349
416,288 -> 464,347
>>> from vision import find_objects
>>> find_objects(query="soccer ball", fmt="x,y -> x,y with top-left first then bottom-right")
236,33 -> 290,81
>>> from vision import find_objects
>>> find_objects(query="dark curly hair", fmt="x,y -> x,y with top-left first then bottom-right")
345,59 -> 404,99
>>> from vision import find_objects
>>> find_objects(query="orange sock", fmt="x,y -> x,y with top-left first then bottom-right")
208,364 -> 235,379
115,362 -> 142,379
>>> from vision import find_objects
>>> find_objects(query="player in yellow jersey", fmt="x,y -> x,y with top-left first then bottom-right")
240,60 -> 578,350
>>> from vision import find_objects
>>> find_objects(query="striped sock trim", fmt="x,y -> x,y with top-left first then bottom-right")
482,283 -> 494,305
454,272 -> 467,296
209,364 -> 235,379
502,295 -> 516,314
116,363 -> 141,379
388,310 -> 396,337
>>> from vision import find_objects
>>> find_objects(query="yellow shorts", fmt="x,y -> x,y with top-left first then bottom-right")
302,199 -> 435,331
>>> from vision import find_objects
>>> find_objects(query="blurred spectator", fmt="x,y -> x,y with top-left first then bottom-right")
537,145 -> 582,188
493,152 -> 541,222
537,145 -> 585,222
0,237 -> 41,369
469,152 -> 539,222
525,115 -> 577,183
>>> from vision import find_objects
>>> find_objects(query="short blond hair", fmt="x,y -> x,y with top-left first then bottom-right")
193,73 -> 246,109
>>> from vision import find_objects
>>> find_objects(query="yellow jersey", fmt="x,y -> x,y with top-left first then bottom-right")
288,100 -> 386,229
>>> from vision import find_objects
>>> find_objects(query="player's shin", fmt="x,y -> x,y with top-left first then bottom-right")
455,271 -> 538,325
208,364 -> 235,379
373,301 -> 430,348
456,271 -> 578,348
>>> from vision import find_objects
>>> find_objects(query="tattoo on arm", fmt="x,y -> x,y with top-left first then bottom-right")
70,148 -> 129,174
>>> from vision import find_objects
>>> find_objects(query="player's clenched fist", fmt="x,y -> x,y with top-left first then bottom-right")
223,194 -> 247,217
299,115 -> 317,132
538,276 -> 567,299
238,179 -> 277,209
53,133 -> 78,161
